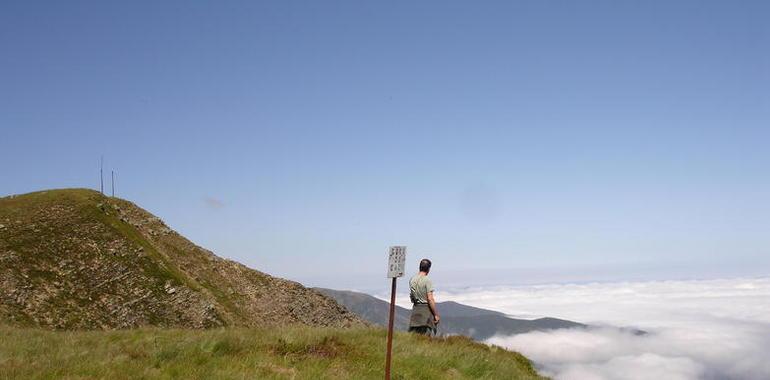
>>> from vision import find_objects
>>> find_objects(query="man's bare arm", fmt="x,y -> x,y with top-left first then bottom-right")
427,291 -> 440,324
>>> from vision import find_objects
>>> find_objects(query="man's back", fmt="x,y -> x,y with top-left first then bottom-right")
409,274 -> 433,304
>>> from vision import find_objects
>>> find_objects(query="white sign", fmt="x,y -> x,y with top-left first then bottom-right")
387,246 -> 407,278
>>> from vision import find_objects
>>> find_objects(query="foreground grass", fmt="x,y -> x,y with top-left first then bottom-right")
0,326 -> 544,379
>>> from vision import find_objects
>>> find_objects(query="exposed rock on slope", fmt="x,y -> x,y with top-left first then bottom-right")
0,189 -> 362,330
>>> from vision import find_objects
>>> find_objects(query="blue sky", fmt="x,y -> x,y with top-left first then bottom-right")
2,1 -> 768,290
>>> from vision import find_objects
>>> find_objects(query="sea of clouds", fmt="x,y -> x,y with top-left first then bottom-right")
440,277 -> 770,380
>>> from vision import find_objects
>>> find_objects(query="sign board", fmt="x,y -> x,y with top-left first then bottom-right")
387,246 -> 406,278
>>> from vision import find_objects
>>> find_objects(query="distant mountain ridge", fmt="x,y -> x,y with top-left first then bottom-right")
0,189 -> 362,329
315,288 -> 585,341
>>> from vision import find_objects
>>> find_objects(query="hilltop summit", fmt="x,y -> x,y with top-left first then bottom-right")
0,189 -> 362,329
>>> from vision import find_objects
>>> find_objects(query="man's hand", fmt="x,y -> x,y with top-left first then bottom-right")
427,291 -> 440,325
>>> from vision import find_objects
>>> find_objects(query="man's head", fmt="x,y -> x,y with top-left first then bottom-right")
419,258 -> 432,274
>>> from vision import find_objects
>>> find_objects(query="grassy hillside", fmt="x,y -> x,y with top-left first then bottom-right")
0,189 -> 360,329
0,325 -> 545,379
0,189 -> 547,379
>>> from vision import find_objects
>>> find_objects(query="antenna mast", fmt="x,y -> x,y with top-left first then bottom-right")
100,155 -> 104,194
111,170 -> 115,197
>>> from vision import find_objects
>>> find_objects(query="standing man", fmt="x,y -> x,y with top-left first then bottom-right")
408,258 -> 440,335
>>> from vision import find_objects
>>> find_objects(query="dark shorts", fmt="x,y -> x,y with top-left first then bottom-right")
409,304 -> 436,336
408,326 -> 435,335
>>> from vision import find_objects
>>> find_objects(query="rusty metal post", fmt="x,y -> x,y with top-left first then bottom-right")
385,277 -> 397,380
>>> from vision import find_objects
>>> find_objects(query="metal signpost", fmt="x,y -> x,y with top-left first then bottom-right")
385,246 -> 406,380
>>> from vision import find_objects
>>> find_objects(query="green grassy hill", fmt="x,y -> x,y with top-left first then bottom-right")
0,189 -> 359,329
0,188 -> 546,379
0,325 -> 544,379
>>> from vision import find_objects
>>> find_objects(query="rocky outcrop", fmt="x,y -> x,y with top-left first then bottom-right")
0,189 -> 362,330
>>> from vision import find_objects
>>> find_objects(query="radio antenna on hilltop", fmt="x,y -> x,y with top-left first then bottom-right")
100,155 -> 104,194
111,170 -> 115,197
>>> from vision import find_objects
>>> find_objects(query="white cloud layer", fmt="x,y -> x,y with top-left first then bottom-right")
441,277 -> 770,380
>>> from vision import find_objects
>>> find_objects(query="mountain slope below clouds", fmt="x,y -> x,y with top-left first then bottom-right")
0,189 -> 362,330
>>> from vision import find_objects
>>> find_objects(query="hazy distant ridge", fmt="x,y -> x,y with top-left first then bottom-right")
315,287 -> 585,340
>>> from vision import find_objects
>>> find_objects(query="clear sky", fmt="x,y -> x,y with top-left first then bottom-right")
2,1 -> 768,291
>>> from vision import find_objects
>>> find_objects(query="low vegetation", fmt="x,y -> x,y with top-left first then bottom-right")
0,325 -> 544,379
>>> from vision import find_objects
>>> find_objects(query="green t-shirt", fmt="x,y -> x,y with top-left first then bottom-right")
409,274 -> 435,304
